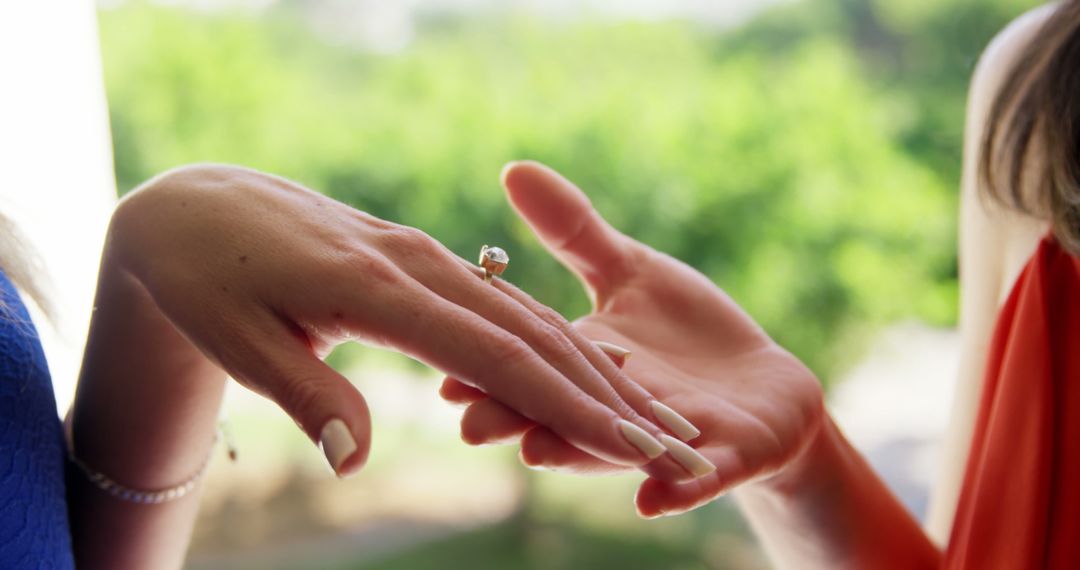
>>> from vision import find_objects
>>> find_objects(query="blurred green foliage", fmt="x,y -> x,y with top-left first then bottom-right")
98,0 -> 1039,380
347,513 -> 760,570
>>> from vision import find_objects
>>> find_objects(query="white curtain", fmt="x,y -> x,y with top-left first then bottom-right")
0,0 -> 118,412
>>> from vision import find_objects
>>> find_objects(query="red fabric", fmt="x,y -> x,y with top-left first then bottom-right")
946,233 -> 1080,568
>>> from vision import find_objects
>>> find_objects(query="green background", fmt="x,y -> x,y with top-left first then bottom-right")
96,0 -> 1041,567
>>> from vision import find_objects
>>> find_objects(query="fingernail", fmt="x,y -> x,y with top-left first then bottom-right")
650,400 -> 701,441
659,434 -> 715,478
595,341 -> 632,367
319,418 -> 358,478
618,419 -> 665,459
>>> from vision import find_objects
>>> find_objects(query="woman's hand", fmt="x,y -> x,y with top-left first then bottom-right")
104,164 -> 698,479
441,161 -> 825,517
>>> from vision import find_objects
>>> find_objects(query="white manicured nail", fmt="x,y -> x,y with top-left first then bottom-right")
319,418 -> 357,477
595,341 -> 632,367
618,419 -> 665,459
659,434 -> 715,478
650,400 -> 701,441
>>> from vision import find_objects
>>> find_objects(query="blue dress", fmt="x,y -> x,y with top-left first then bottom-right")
0,272 -> 75,568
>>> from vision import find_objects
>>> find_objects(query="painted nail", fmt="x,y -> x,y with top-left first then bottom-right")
659,434 -> 715,478
618,419 -> 666,459
595,341 -> 632,367
318,418 -> 358,478
650,400 -> 702,441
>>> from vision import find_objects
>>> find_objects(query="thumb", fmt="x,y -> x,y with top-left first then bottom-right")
501,160 -> 636,301
244,333 -> 372,478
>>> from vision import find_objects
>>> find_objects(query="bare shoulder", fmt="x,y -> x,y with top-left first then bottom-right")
927,6 -> 1062,543
970,2 -> 1060,108
962,3 -> 1058,304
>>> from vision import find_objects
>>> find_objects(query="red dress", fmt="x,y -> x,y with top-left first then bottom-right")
946,233 -> 1080,568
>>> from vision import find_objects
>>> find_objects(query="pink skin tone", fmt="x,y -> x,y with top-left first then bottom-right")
441,161 -> 939,570
445,7 -> 1056,566
442,160 -> 826,515
68,160 -> 935,569
69,163 -> 701,569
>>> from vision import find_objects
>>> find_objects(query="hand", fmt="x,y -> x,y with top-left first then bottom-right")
441,161 -> 825,517
106,164 -> 695,478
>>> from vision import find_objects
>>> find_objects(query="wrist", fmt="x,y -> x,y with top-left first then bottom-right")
71,238 -> 226,490
740,409 -> 841,500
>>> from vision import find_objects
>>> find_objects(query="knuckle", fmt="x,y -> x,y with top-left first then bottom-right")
533,323 -> 579,361
337,248 -> 400,286
381,226 -> 439,256
484,335 -> 534,366
271,372 -> 323,432
534,304 -> 568,328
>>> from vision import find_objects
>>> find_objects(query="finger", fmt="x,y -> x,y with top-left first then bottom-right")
371,236 -> 691,478
439,377 -> 486,406
234,317 -> 372,479
374,227 -> 709,480
519,426 -> 631,476
500,160 -> 635,300
447,341 -> 630,447
518,426 -> 717,482
499,163 -> 704,440
466,262 -> 704,481
354,264 -> 660,467
635,446 -> 745,518
594,340 -> 631,368
597,338 -> 702,441
460,398 -> 536,445
487,276 -> 709,479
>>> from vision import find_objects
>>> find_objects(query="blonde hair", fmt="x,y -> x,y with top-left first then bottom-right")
0,213 -> 52,321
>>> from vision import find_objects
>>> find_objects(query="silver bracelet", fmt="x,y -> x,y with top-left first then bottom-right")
68,422 -> 236,505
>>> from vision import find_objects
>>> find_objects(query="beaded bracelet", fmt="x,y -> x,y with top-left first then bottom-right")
68,422 -> 236,505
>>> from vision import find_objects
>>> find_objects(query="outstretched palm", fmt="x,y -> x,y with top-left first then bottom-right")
447,162 -> 824,517
572,241 -> 823,515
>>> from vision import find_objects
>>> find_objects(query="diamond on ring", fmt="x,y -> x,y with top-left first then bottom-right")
479,245 -> 509,282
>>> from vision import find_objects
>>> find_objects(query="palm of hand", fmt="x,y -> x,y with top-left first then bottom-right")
441,161 -> 825,516
572,246 -> 824,514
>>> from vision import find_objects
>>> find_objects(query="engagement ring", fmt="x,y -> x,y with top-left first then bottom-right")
479,245 -> 509,282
